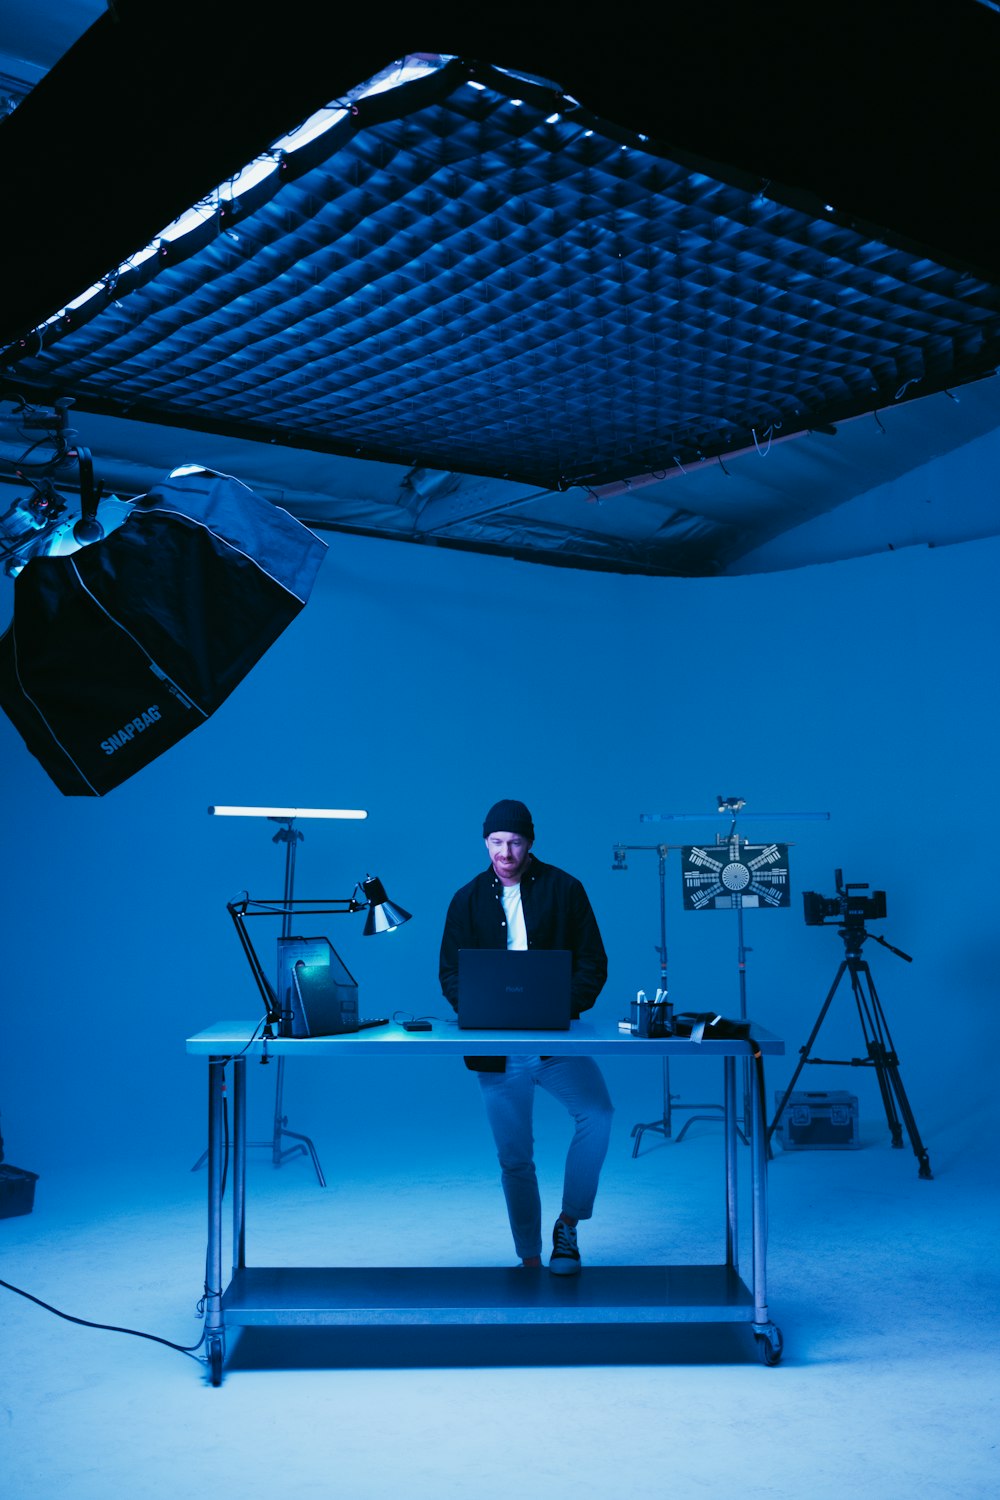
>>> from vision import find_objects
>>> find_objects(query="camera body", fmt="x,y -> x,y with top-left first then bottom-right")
803,868 -> 886,927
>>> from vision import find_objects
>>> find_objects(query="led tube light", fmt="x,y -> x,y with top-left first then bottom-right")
208,806 -> 367,820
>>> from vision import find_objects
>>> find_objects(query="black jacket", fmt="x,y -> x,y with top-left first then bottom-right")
439,855 -> 608,1072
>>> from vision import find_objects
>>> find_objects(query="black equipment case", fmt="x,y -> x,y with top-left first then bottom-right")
773,1090 -> 860,1150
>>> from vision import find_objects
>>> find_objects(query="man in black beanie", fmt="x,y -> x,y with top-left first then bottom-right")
439,799 -> 612,1273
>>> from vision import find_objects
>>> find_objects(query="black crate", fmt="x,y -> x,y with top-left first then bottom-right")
774,1090 -> 860,1150
0,1163 -> 39,1217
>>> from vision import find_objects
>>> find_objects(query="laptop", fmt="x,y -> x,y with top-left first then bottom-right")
457,948 -> 573,1030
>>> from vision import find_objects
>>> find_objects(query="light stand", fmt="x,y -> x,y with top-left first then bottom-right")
195,804 -> 368,1185
256,816 -> 328,1181
613,842 -> 725,1153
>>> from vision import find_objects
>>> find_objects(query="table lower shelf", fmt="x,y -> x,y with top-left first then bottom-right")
220,1265 -> 757,1326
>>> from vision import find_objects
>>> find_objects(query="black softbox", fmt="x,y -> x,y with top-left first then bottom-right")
0,471 -> 326,795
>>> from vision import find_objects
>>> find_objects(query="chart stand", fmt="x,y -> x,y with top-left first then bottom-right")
634,797 -> 828,1145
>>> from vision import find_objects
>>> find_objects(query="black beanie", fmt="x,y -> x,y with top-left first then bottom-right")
482,799 -> 535,840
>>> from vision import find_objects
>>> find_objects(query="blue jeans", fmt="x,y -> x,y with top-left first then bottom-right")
477,1055 -> 614,1260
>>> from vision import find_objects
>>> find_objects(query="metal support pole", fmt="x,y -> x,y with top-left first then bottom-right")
724,1056 -> 738,1271
750,1052 -> 769,1327
240,819 -> 327,1183
232,1058 -> 246,1272
205,1056 -> 226,1384
735,902 -> 754,1140
747,1040 -> 783,1362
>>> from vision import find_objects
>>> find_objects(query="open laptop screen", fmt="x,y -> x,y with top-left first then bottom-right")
457,948 -> 572,1030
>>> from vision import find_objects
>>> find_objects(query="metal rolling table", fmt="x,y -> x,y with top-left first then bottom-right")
187,1019 -> 785,1384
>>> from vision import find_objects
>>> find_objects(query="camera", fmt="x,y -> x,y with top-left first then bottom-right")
803,868 -> 886,927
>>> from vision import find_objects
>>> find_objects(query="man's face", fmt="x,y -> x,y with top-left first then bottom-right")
485,830 -> 533,886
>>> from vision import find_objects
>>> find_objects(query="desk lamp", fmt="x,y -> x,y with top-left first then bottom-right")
205,805 -> 411,1184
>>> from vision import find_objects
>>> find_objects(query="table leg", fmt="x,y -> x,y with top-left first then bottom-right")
205,1056 -> 227,1386
750,1050 -> 783,1364
724,1056 -> 738,1271
233,1058 -> 246,1272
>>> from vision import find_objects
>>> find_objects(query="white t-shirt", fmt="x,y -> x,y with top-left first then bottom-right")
501,882 -> 535,1067
501,882 -> 528,950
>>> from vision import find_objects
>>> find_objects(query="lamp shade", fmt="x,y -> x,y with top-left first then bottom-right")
361,875 -> 411,935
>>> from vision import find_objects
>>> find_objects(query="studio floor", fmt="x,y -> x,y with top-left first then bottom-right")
1,1091 -> 997,1500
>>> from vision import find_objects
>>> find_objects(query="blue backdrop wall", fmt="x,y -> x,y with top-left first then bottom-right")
1,518 -> 998,1179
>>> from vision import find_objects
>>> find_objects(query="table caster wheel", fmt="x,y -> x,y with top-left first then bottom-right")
754,1325 -> 783,1366
208,1336 -> 224,1387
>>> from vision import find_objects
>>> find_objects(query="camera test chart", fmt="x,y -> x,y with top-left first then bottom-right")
681,838 -> 791,912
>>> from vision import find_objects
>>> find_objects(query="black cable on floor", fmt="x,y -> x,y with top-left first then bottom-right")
0,1277 -> 208,1362
0,1085 -> 231,1368
2,1053 -> 242,1369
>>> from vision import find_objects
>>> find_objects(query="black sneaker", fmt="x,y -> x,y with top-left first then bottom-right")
549,1217 -> 581,1276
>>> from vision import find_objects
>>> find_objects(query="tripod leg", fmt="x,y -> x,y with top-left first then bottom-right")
877,1050 -> 933,1180
869,1039 -> 905,1148
854,965 -> 933,1180
850,965 -> 904,1147
768,961 -> 847,1147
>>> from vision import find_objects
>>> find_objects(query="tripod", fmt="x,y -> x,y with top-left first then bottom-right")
768,922 -> 932,1180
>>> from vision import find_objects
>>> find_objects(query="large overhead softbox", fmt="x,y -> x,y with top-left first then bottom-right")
0,470 -> 326,795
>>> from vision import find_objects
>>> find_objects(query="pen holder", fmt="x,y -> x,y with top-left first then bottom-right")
652,996 -> 674,1034
631,996 -> 652,1037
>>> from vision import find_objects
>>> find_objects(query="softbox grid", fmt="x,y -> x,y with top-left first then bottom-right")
3,57 -> 999,493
